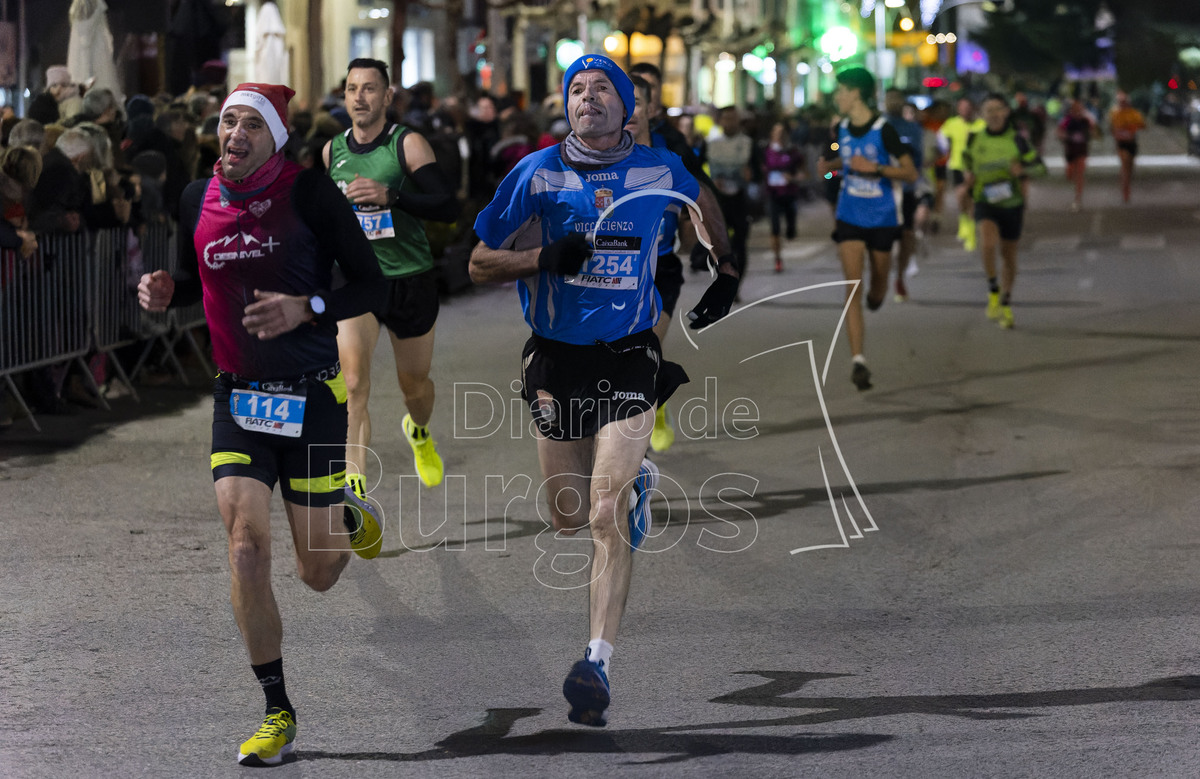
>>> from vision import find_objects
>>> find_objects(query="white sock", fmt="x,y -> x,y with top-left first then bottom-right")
852,354 -> 867,365
586,639 -> 613,672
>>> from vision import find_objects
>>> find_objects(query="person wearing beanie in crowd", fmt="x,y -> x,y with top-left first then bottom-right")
470,53 -> 739,728
27,65 -> 80,125
816,67 -> 918,391
323,58 -> 462,499
137,82 -> 387,767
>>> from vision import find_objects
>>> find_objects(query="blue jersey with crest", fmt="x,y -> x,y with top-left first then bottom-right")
835,116 -> 903,228
474,143 -> 699,345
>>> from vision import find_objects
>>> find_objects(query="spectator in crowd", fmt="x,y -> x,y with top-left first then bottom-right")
489,111 -> 535,180
28,127 -> 93,234
0,146 -> 41,260
7,119 -> 47,156
187,92 -> 220,127
64,87 -> 127,169
427,105 -> 468,200
403,81 -> 436,134
465,93 -> 500,203
131,150 -> 169,224
28,65 -> 80,125
536,116 -> 570,150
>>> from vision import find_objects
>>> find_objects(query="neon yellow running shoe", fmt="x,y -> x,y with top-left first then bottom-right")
238,708 -> 296,766
986,292 -> 1002,320
963,225 -> 977,251
343,488 -> 382,559
998,305 -> 1014,330
650,404 -> 675,453
403,414 -> 444,487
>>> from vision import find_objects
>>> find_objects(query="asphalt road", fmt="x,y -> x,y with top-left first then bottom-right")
2,157 -> 1199,778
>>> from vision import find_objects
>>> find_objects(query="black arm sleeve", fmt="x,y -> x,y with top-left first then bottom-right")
170,180 -> 206,308
881,123 -> 912,161
293,169 -> 386,322
391,161 -> 463,223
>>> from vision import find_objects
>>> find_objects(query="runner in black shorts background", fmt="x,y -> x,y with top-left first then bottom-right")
324,58 -> 462,495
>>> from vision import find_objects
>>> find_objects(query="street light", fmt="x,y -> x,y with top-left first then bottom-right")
922,0 -> 1013,27
873,0 -> 906,104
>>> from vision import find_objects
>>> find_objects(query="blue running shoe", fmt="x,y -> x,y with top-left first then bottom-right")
627,457 -> 659,551
563,657 -> 610,727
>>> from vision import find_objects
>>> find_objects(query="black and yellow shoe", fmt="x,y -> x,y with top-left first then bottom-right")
986,292 -> 1002,321
237,708 -> 296,766
403,414 -> 444,487
998,305 -> 1014,330
650,404 -> 675,453
343,488 -> 382,559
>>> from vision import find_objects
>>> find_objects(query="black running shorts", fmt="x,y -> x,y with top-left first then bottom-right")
520,330 -> 688,441
833,220 -> 902,253
210,366 -> 348,508
654,252 -> 685,317
973,202 -> 1025,241
376,269 -> 439,339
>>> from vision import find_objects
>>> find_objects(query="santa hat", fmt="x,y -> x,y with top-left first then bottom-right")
220,83 -> 295,152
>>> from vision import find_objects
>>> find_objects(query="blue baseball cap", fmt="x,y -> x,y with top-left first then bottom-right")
562,54 -> 635,127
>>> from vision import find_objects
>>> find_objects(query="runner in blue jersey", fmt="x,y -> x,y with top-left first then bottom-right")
816,67 -> 917,391
471,54 -> 738,728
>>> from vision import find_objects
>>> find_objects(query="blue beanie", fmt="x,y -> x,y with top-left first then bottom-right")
562,54 -> 635,126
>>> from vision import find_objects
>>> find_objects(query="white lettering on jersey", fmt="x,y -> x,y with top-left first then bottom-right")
203,233 -> 279,270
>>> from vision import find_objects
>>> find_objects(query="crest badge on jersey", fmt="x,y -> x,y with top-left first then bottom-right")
594,187 -> 613,212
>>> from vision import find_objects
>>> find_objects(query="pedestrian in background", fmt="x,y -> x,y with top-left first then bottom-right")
938,96 -> 985,250
1058,99 -> 1098,212
1108,91 -> 1146,204
762,120 -> 804,273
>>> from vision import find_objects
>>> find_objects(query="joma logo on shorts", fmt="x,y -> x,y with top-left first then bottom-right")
612,391 -> 645,401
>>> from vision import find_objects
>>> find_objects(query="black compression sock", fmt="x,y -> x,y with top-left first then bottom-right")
1001,292 -> 1011,306
252,658 -> 294,716
988,277 -> 999,294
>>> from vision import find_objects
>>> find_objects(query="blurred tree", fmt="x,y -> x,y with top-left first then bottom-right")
973,0 -> 1200,89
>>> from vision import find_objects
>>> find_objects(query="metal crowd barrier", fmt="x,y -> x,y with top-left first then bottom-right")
0,223 -> 212,432
1,233 -> 97,431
